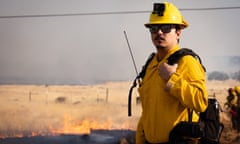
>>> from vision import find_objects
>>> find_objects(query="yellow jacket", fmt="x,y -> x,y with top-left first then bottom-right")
136,45 -> 208,143
230,86 -> 240,107
230,91 -> 238,107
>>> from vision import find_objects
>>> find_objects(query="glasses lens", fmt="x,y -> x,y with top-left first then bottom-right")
149,25 -> 159,33
149,25 -> 173,33
160,25 -> 172,33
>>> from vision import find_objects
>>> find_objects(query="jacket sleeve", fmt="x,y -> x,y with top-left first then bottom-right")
136,117 -> 146,144
167,56 -> 208,112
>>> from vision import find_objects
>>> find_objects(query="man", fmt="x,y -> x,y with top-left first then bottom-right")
136,2 -> 208,144
227,86 -> 240,131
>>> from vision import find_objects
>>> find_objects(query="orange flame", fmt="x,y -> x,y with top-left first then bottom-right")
0,114 -> 133,139
49,115 -> 113,135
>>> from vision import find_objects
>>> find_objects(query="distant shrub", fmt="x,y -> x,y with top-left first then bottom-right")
208,71 -> 229,81
232,70 -> 240,81
55,96 -> 67,103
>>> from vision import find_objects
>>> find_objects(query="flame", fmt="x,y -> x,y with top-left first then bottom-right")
0,114 -> 133,139
49,115 -> 113,135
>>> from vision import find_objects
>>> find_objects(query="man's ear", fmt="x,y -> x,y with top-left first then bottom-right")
176,29 -> 181,36
176,30 -> 181,40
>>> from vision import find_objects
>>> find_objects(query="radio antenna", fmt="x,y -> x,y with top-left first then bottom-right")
124,30 -> 140,117
124,31 -> 138,75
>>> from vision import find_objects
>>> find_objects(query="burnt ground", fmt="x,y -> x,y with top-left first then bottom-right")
0,129 -> 135,144
1,124 -> 240,144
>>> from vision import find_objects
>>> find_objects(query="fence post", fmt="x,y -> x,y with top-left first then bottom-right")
29,91 -> 31,102
106,88 -> 109,103
45,85 -> 49,104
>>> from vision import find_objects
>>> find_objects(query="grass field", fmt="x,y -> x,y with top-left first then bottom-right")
0,80 -> 239,143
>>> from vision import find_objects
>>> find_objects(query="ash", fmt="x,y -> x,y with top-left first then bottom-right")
0,129 -> 136,144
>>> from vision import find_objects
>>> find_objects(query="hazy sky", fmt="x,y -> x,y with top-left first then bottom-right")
0,0 -> 240,84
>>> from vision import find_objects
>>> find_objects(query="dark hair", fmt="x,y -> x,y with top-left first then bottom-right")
174,25 -> 181,43
175,25 -> 181,30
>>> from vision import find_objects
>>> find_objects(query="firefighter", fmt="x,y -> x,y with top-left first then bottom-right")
136,2 -> 208,144
228,86 -> 240,131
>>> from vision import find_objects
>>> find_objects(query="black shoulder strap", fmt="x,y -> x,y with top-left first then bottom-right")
167,48 -> 206,72
137,52 -> 155,80
128,52 -> 155,116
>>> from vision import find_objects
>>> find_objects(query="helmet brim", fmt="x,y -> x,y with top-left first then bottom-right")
144,19 -> 189,29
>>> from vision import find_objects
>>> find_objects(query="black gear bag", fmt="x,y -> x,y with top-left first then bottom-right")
169,98 -> 224,144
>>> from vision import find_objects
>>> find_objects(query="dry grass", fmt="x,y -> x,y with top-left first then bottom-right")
0,80 -> 240,143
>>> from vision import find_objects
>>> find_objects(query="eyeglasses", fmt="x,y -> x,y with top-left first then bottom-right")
148,24 -> 176,33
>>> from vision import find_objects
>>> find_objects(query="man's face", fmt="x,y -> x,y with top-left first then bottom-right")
148,24 -> 181,50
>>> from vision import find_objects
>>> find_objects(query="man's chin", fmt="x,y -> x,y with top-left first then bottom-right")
156,45 -> 165,50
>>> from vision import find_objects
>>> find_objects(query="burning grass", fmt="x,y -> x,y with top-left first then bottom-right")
0,82 -> 138,141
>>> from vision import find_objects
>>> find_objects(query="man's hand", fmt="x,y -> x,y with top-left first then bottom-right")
159,63 -> 178,81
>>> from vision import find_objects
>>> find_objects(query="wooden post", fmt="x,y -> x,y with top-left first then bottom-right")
29,91 -> 31,102
45,85 -> 49,104
70,87 -> 72,104
106,88 -> 109,103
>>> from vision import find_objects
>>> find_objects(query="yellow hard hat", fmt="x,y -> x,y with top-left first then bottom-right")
145,2 -> 189,29
234,86 -> 240,94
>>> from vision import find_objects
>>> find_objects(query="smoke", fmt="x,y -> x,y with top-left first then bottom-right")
0,14 -> 152,85
1,1 -> 240,85
205,56 -> 240,73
